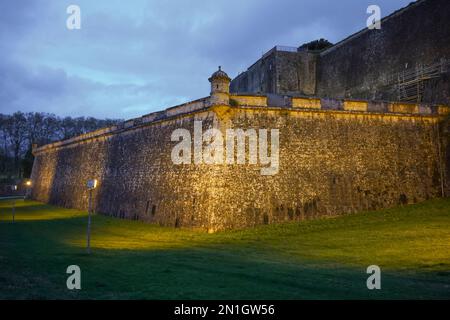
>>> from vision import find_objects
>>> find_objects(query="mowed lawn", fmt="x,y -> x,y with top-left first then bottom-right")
0,198 -> 449,299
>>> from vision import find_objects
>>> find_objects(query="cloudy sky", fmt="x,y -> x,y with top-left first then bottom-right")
1,0 -> 412,119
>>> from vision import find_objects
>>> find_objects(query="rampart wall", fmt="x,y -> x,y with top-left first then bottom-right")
31,96 -> 450,231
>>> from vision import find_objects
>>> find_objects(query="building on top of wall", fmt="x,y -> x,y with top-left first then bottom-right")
230,0 -> 450,105
230,45 -> 318,96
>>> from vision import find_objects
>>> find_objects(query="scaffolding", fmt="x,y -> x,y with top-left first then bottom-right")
388,59 -> 449,102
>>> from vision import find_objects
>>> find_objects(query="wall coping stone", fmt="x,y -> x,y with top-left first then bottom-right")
33,93 -> 449,155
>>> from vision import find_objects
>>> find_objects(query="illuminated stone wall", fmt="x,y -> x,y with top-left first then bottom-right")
31,110 -> 222,230
206,106 -> 443,230
31,97 -> 449,231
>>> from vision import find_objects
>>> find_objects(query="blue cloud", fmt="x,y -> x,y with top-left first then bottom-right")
0,0 -> 412,119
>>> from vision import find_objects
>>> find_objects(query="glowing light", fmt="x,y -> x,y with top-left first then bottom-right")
86,179 -> 98,190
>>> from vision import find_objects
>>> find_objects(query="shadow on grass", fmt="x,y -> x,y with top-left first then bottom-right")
0,220 -> 449,299
1,198 -> 449,299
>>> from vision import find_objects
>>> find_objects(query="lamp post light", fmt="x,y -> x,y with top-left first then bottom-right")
12,200 -> 15,223
11,185 -> 17,223
24,180 -> 32,200
86,179 -> 98,254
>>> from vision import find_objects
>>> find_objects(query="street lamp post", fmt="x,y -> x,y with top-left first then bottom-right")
11,185 -> 17,223
24,180 -> 32,200
86,179 -> 98,254
12,200 -> 15,223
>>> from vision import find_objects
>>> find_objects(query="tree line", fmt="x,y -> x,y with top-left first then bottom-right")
0,112 -> 121,182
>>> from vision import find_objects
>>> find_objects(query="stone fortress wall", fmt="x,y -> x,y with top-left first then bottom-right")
31,68 -> 450,231
231,0 -> 450,105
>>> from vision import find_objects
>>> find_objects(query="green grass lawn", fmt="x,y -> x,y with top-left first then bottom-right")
0,198 -> 449,299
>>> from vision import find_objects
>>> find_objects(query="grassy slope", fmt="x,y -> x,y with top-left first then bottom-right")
0,198 -> 449,299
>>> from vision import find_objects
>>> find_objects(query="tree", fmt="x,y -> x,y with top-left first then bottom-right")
0,114 -> 10,174
61,116 -> 76,139
0,111 -> 122,181
4,112 -> 28,176
41,114 -> 60,144
299,38 -> 333,52
21,145 -> 34,178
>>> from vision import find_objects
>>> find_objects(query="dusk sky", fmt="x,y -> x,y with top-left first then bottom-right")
1,0 -> 412,120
